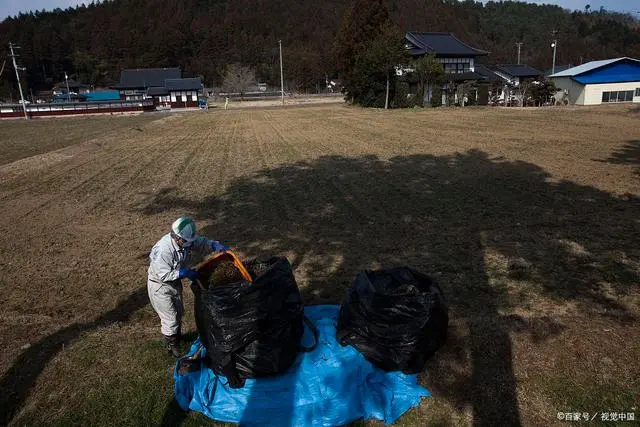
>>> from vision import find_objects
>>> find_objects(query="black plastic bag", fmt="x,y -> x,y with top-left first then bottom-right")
192,256 -> 316,388
336,267 -> 448,373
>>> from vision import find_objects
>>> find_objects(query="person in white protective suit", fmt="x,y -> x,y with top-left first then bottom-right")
148,216 -> 230,357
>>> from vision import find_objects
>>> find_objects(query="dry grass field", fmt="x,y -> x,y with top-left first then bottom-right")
0,104 -> 638,426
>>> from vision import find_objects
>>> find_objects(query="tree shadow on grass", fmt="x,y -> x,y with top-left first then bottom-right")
0,287 -> 149,425
141,150 -> 639,426
595,140 -> 640,175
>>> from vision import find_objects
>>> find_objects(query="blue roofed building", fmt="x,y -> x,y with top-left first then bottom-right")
549,57 -> 640,105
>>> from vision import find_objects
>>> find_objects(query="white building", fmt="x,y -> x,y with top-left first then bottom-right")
549,57 -> 640,105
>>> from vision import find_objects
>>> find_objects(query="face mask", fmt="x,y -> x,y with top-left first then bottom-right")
171,232 -> 192,248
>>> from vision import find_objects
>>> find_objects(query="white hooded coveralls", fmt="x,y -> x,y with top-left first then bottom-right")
147,233 -> 216,336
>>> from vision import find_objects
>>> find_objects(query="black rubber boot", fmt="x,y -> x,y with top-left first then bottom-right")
164,334 -> 181,358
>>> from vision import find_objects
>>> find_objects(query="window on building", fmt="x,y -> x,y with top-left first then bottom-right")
440,58 -> 471,74
625,90 -> 634,102
601,90 -> 635,103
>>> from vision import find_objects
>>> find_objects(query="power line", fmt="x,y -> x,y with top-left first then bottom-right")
8,42 -> 28,119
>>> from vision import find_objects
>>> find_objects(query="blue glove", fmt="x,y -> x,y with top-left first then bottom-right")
178,267 -> 198,281
211,241 -> 230,253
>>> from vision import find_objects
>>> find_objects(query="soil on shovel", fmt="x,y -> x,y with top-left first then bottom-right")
207,259 -> 273,287
209,262 -> 245,286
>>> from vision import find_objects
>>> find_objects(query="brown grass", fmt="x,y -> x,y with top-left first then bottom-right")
0,104 -> 638,426
0,113 -> 160,166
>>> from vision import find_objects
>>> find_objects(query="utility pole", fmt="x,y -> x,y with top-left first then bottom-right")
9,42 -> 28,119
551,31 -> 558,75
516,42 -> 523,65
279,40 -> 284,105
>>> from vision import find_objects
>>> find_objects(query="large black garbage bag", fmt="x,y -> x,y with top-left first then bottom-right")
336,267 -> 448,373
192,255 -> 316,388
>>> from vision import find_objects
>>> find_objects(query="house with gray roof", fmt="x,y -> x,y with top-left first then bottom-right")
112,68 -> 203,109
403,32 -> 491,105
405,32 -> 488,75
493,65 -> 542,86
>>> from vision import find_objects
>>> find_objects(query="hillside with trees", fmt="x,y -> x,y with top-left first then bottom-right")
0,0 -> 638,100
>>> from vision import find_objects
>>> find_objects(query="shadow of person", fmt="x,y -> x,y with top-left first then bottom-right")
141,150 -> 638,426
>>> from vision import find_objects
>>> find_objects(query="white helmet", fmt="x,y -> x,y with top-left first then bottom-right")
171,216 -> 197,243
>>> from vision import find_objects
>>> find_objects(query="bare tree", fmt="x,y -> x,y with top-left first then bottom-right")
223,64 -> 256,101
456,81 -> 476,107
444,80 -> 457,106
516,78 -> 534,107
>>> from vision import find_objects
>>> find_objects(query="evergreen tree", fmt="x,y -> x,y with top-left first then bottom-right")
414,54 -> 444,107
335,0 -> 397,106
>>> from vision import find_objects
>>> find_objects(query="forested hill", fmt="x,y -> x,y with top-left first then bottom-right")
1,0 -> 639,95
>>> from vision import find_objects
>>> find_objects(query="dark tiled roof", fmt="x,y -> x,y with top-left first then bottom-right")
147,87 -> 169,96
474,64 -> 506,82
406,32 -> 488,57
164,78 -> 203,91
495,64 -> 542,77
114,68 -> 181,89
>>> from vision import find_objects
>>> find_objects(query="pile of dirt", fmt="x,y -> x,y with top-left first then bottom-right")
207,259 -> 273,287
209,262 -> 245,286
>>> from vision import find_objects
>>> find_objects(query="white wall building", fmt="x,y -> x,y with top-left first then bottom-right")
549,57 -> 640,106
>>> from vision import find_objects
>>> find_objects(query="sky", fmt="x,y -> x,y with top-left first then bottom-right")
521,0 -> 638,13
0,0 -> 638,20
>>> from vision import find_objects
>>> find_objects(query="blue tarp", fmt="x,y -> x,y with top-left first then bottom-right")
174,305 -> 430,426
86,90 -> 121,101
